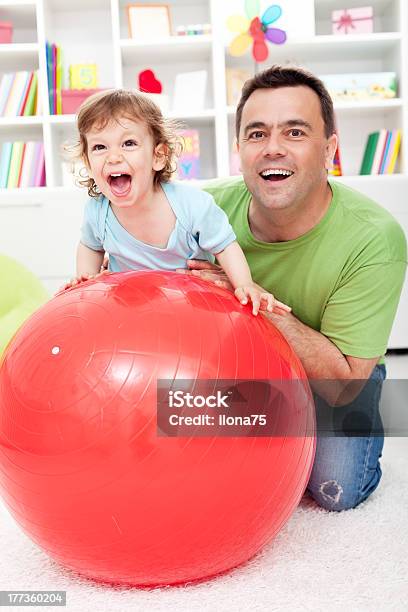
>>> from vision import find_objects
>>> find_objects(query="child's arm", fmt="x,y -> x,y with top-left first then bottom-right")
77,242 -> 105,277
61,243 -> 105,291
216,241 -> 291,316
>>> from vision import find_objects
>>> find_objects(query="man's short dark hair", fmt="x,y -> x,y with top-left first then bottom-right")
236,65 -> 335,140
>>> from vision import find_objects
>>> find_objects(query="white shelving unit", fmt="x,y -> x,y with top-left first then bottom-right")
0,0 -> 407,347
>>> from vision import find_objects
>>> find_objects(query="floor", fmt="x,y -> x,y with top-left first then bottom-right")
0,352 -> 406,612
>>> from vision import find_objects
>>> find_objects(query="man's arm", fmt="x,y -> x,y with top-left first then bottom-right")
264,309 -> 380,406
181,259 -> 379,405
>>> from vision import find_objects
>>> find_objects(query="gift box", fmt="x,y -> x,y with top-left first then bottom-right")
61,89 -> 100,114
332,6 -> 374,35
0,21 -> 13,44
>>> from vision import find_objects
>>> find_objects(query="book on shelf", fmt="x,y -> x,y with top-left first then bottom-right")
384,130 -> 402,174
0,73 -> 14,115
370,129 -> 388,175
0,142 -> 13,189
46,41 -> 63,114
7,142 -> 25,188
0,141 -> 45,188
0,71 -> 39,117
23,72 -> 38,116
360,129 -> 402,175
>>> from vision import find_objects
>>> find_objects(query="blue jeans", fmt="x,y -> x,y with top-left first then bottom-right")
306,364 -> 386,511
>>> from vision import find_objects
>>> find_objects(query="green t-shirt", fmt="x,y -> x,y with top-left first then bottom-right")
204,177 -> 407,360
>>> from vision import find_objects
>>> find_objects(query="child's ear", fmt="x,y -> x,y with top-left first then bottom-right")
153,143 -> 167,171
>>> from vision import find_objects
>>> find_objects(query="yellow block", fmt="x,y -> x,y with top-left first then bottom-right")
69,64 -> 98,89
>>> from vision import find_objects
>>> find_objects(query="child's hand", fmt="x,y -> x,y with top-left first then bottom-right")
58,270 -> 110,293
234,285 -> 291,316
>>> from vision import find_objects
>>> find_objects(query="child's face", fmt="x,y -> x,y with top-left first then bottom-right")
85,116 -> 166,207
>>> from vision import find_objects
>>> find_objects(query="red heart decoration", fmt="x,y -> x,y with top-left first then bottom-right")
138,69 -> 163,94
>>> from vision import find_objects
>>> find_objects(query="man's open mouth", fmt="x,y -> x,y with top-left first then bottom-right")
260,169 -> 294,182
107,173 -> 132,196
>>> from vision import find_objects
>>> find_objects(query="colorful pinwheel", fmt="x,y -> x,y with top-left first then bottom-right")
227,1 -> 287,63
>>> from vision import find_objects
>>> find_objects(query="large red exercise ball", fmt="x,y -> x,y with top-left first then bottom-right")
0,271 -> 315,587
0,253 -> 48,356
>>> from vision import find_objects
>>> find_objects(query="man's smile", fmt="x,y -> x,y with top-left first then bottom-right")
259,168 -> 295,182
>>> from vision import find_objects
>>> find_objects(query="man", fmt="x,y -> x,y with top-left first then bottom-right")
186,65 -> 407,511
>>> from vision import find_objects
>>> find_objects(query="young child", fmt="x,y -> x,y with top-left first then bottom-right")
64,89 -> 290,316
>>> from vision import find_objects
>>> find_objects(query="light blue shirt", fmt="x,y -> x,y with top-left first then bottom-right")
80,181 -> 236,272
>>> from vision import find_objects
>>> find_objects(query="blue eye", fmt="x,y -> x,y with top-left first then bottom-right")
92,144 -> 105,151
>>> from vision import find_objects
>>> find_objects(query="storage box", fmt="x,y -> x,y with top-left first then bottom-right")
0,21 -> 13,44
61,89 -> 100,114
332,6 -> 374,35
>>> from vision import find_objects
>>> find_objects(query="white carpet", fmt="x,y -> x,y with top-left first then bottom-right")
0,436 -> 407,612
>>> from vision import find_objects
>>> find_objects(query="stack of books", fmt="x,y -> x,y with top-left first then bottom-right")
46,41 -> 63,114
0,141 -> 45,188
0,71 -> 39,117
360,129 -> 402,175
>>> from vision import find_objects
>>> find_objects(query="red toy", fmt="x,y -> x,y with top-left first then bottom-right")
0,271 -> 315,587
138,69 -> 162,94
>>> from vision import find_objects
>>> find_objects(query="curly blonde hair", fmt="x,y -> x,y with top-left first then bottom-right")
64,89 -> 183,198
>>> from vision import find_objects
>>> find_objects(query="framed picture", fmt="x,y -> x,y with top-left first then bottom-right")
127,4 -> 171,40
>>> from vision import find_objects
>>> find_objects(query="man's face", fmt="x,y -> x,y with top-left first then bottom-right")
237,86 -> 337,212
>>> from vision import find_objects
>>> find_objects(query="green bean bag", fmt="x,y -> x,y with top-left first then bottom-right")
0,254 -> 49,357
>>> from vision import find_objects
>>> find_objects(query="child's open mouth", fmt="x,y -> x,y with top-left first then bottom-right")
260,169 -> 294,182
108,173 -> 132,196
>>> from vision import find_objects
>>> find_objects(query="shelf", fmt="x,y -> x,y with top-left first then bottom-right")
227,99 -> 402,117
312,31 -> 401,47
48,115 -> 76,125
226,33 -> 401,65
334,173 -> 406,182
0,43 -> 39,64
334,99 -> 403,112
0,0 -> 37,6
47,110 -> 216,126
46,0 -> 111,9
0,186 -> 79,204
120,35 -> 213,65
0,115 -> 43,129
168,109 -> 215,124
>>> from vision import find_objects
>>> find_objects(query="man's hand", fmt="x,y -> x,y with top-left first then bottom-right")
178,259 -> 291,315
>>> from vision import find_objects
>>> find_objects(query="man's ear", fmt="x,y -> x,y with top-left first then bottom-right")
325,133 -> 338,171
153,143 -> 167,171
